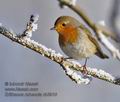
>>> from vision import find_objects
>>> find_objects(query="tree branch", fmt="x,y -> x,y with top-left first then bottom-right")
0,14 -> 120,85
58,0 -> 120,61
109,0 -> 120,41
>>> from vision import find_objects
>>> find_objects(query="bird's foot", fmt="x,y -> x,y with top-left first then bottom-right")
81,65 -> 88,75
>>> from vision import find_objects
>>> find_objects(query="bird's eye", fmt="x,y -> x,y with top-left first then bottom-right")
62,23 -> 66,26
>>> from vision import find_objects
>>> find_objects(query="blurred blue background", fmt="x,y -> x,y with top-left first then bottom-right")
0,0 -> 120,102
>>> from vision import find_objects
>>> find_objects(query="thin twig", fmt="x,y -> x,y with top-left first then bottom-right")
109,0 -> 120,42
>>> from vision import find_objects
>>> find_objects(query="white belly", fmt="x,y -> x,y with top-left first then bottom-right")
59,39 -> 96,59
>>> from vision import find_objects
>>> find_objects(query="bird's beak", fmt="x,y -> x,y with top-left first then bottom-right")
50,27 -> 55,30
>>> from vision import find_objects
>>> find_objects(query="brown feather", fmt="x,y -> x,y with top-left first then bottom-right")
79,25 -> 109,59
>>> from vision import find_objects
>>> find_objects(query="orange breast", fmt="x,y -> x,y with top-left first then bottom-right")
59,27 -> 78,46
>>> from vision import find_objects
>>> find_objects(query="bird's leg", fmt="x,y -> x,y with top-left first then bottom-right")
82,58 -> 88,75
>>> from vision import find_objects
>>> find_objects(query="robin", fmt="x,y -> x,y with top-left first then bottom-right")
51,16 -> 109,73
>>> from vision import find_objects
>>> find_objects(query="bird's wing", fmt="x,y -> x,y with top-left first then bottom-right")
79,24 -> 109,59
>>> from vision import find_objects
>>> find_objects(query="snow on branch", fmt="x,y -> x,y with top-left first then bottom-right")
97,30 -> 120,60
18,14 -> 39,38
0,14 -> 120,85
58,0 -> 120,61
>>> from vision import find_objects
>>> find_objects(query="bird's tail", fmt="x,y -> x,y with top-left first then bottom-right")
96,51 -> 109,59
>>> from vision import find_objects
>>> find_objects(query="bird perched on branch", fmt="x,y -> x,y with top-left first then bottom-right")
51,16 -> 109,73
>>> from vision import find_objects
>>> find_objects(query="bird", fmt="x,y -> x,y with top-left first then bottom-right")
51,16 -> 109,73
